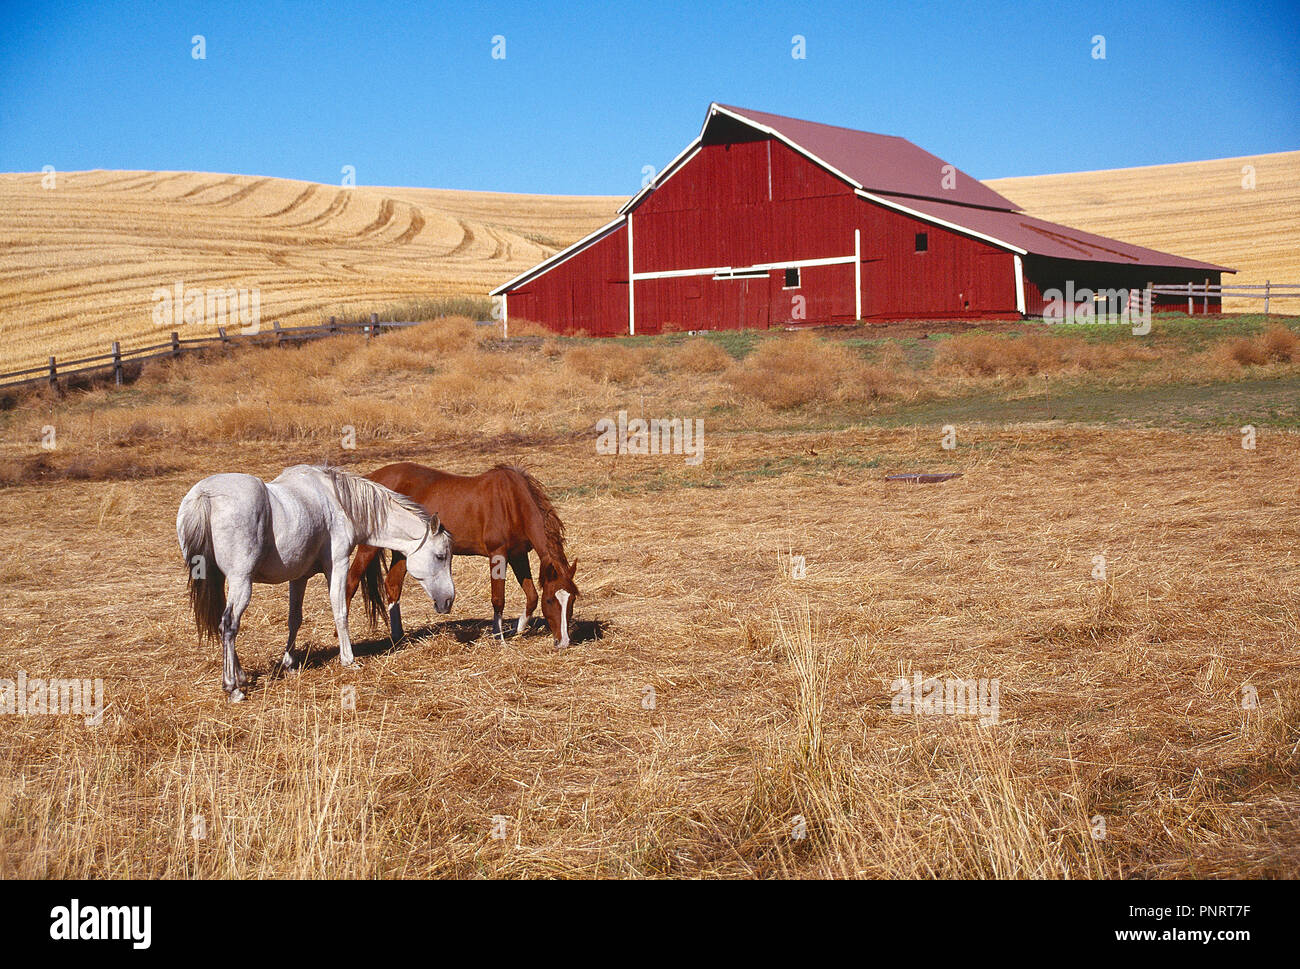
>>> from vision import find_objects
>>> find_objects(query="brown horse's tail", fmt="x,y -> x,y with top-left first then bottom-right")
498,464 -> 567,565
178,492 -> 225,643
359,547 -> 390,629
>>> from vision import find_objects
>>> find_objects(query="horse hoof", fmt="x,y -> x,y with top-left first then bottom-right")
229,689 -> 246,703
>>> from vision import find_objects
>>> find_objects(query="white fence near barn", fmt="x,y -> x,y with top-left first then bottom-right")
1147,280 -> 1300,315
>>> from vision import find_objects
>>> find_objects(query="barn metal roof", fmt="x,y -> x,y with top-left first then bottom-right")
711,104 -> 1023,211
864,191 -> 1232,271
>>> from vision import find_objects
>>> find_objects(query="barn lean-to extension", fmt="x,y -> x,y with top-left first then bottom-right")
491,103 -> 1232,335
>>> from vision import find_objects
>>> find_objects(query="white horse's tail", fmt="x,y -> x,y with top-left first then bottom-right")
178,492 -> 225,642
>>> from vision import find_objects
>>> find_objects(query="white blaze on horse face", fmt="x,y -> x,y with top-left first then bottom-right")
554,588 -> 571,648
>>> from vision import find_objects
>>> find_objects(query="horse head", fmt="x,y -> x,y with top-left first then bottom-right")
401,514 -> 455,615
539,558 -> 579,648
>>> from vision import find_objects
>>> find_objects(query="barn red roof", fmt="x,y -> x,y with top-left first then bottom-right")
867,192 -> 1231,272
712,104 -> 1022,211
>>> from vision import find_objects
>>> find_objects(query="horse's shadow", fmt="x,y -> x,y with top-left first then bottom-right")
272,615 -> 608,675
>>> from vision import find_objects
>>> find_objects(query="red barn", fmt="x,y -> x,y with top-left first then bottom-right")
491,103 -> 1231,335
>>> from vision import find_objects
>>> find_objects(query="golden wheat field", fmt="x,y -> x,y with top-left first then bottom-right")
1,318 -> 1298,878
0,169 -> 620,373
989,150 -> 1300,312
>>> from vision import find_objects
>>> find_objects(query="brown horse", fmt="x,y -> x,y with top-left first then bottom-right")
345,463 -> 579,647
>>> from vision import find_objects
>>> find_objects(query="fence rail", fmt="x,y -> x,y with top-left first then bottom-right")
1147,280 -> 1300,315
0,315 -> 425,392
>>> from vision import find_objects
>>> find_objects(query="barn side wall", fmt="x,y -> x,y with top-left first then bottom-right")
504,224 -> 629,336
627,138 -> 1020,332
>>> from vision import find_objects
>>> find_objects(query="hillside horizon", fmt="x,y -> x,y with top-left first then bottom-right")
1,149 -> 1296,373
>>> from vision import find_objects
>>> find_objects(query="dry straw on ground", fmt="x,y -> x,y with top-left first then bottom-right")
1,318 -> 1298,878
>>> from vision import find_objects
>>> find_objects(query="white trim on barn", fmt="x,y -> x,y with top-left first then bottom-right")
627,211 -> 635,335
854,229 -> 862,320
489,215 -> 627,296
631,253 -> 856,282
619,145 -> 703,215
707,104 -> 866,194
619,103 -> 870,217
854,189 -> 1028,256
1013,254 -> 1026,315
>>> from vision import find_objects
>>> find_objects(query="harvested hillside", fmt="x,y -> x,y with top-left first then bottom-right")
0,170 -> 620,372
989,151 -> 1300,312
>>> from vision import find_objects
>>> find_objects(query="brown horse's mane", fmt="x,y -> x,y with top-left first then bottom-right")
495,464 -> 567,566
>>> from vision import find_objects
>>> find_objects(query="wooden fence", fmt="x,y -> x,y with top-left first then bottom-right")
0,315 -> 424,392
1147,280 -> 1300,315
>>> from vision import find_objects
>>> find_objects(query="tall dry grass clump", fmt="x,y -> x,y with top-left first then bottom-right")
563,342 -> 656,383
1223,336 -> 1269,366
1220,324 -> 1299,366
726,332 -> 908,409
743,601 -> 1110,879
667,338 -> 733,374
1261,324 -> 1299,362
933,332 -> 1155,376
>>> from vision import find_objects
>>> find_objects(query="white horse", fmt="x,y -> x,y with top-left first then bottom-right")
177,464 -> 454,702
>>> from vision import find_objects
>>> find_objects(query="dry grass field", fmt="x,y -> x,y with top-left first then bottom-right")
989,151 -> 1300,312
1,316 -> 1298,878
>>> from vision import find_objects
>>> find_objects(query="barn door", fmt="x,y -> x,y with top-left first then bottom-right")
740,277 -> 768,330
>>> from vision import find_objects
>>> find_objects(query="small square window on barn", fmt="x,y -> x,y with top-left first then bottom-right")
915,232 -> 928,253
784,267 -> 801,288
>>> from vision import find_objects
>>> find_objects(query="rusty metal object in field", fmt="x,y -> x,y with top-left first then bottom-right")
885,472 -> 963,484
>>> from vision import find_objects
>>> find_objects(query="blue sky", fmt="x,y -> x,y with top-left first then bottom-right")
1,0 -> 1296,195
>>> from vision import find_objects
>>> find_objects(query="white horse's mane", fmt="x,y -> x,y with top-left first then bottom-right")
318,466 -> 437,535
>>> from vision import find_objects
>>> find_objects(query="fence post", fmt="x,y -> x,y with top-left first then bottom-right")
330,315 -> 337,334
1264,280 -> 1270,316
1186,282 -> 1193,315
170,331 -> 180,357
274,320 -> 283,346
369,312 -> 378,339
48,355 -> 57,390
112,341 -> 122,386
218,326 -> 228,344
